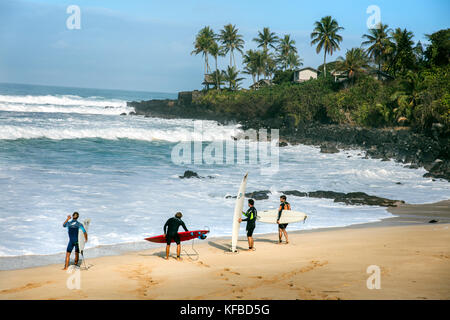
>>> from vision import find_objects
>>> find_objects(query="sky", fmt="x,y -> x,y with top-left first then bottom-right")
0,0 -> 449,93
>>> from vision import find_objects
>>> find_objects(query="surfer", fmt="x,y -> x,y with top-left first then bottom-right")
62,212 -> 87,270
277,195 -> 290,244
164,212 -> 188,261
238,199 -> 257,251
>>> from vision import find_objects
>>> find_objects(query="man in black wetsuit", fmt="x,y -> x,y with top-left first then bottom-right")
239,199 -> 257,251
277,195 -> 291,244
164,212 -> 188,261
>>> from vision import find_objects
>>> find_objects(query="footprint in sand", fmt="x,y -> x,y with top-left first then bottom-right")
0,281 -> 54,295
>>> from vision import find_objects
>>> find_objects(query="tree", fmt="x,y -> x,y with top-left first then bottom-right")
277,34 -> 298,71
310,16 -> 344,77
219,24 -> 245,68
362,23 -> 392,73
223,66 -> 244,90
424,28 -> 450,67
387,28 -> 415,76
253,27 -> 279,52
335,48 -> 371,83
191,26 -> 216,74
209,41 -> 225,90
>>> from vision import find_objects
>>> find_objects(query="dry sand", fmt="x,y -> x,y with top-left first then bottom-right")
0,200 -> 449,300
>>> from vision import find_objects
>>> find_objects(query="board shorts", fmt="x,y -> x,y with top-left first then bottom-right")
67,239 -> 79,253
166,233 -> 181,245
246,225 -> 255,237
278,223 -> 288,230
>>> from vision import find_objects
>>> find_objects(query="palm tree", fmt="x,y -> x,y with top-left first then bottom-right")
208,41 -> 225,89
287,51 -> 303,70
362,23 -> 392,74
310,16 -> 344,77
243,50 -> 267,82
191,26 -> 216,74
219,24 -> 245,68
335,48 -> 371,82
243,49 -> 258,83
223,66 -> 244,90
387,28 -> 415,76
253,27 -> 279,53
277,34 -> 297,70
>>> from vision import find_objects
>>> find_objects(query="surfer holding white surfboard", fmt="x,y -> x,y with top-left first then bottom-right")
238,199 -> 257,251
62,212 -> 87,270
277,195 -> 290,244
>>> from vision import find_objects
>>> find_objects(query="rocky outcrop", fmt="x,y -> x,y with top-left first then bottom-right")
225,189 -> 404,207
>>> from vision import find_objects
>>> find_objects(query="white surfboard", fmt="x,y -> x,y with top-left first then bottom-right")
257,210 -> 307,224
231,173 -> 248,252
78,218 -> 90,253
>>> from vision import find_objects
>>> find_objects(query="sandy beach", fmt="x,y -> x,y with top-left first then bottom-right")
0,200 -> 449,300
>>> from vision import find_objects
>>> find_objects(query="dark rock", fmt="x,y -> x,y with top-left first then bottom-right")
279,141 -> 288,147
225,190 -> 271,200
120,112 -> 127,116
128,111 -> 137,116
281,190 -> 308,197
179,170 -> 200,179
333,192 -> 404,207
396,182 -> 402,185
428,219 -> 438,223
308,190 -> 345,199
320,144 -> 339,154
246,190 -> 271,200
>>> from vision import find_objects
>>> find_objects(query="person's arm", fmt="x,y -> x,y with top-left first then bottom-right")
241,208 -> 250,222
277,205 -> 283,222
163,219 -> 169,235
63,215 -> 71,227
181,220 -> 188,232
80,224 -> 88,241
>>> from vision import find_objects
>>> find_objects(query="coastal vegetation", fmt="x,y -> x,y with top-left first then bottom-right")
190,19 -> 449,136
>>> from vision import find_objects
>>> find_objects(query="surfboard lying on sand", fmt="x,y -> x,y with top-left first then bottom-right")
78,218 -> 91,253
145,230 -> 209,243
257,210 -> 307,224
231,173 -> 248,252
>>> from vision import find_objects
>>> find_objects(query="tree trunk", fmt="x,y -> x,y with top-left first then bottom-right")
323,51 -> 327,78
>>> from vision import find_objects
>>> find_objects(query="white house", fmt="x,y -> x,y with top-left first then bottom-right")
293,67 -> 319,83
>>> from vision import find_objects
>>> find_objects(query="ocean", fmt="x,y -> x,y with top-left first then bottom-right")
0,82 -> 449,269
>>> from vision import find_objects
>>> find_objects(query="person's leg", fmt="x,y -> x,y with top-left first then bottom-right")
165,245 -> 170,260
283,229 -> 289,244
74,252 -> 79,265
176,244 -> 181,260
63,252 -> 71,270
249,237 -> 254,249
278,227 -> 283,243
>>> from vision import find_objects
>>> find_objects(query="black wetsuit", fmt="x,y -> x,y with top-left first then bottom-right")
242,207 -> 257,237
163,217 -> 188,245
277,201 -> 290,229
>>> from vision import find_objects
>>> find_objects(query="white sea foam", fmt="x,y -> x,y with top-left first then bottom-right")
0,94 -> 131,115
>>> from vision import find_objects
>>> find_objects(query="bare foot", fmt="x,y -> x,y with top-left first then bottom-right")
176,257 -> 182,261
164,256 -> 169,260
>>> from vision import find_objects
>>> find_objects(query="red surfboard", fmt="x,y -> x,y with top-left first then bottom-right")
144,230 -> 209,243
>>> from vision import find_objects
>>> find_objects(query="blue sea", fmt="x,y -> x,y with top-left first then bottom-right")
0,82 -> 449,269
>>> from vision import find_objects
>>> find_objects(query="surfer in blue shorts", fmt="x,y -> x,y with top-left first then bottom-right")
164,212 -> 188,261
63,212 -> 87,270
277,195 -> 290,244
239,199 -> 257,251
